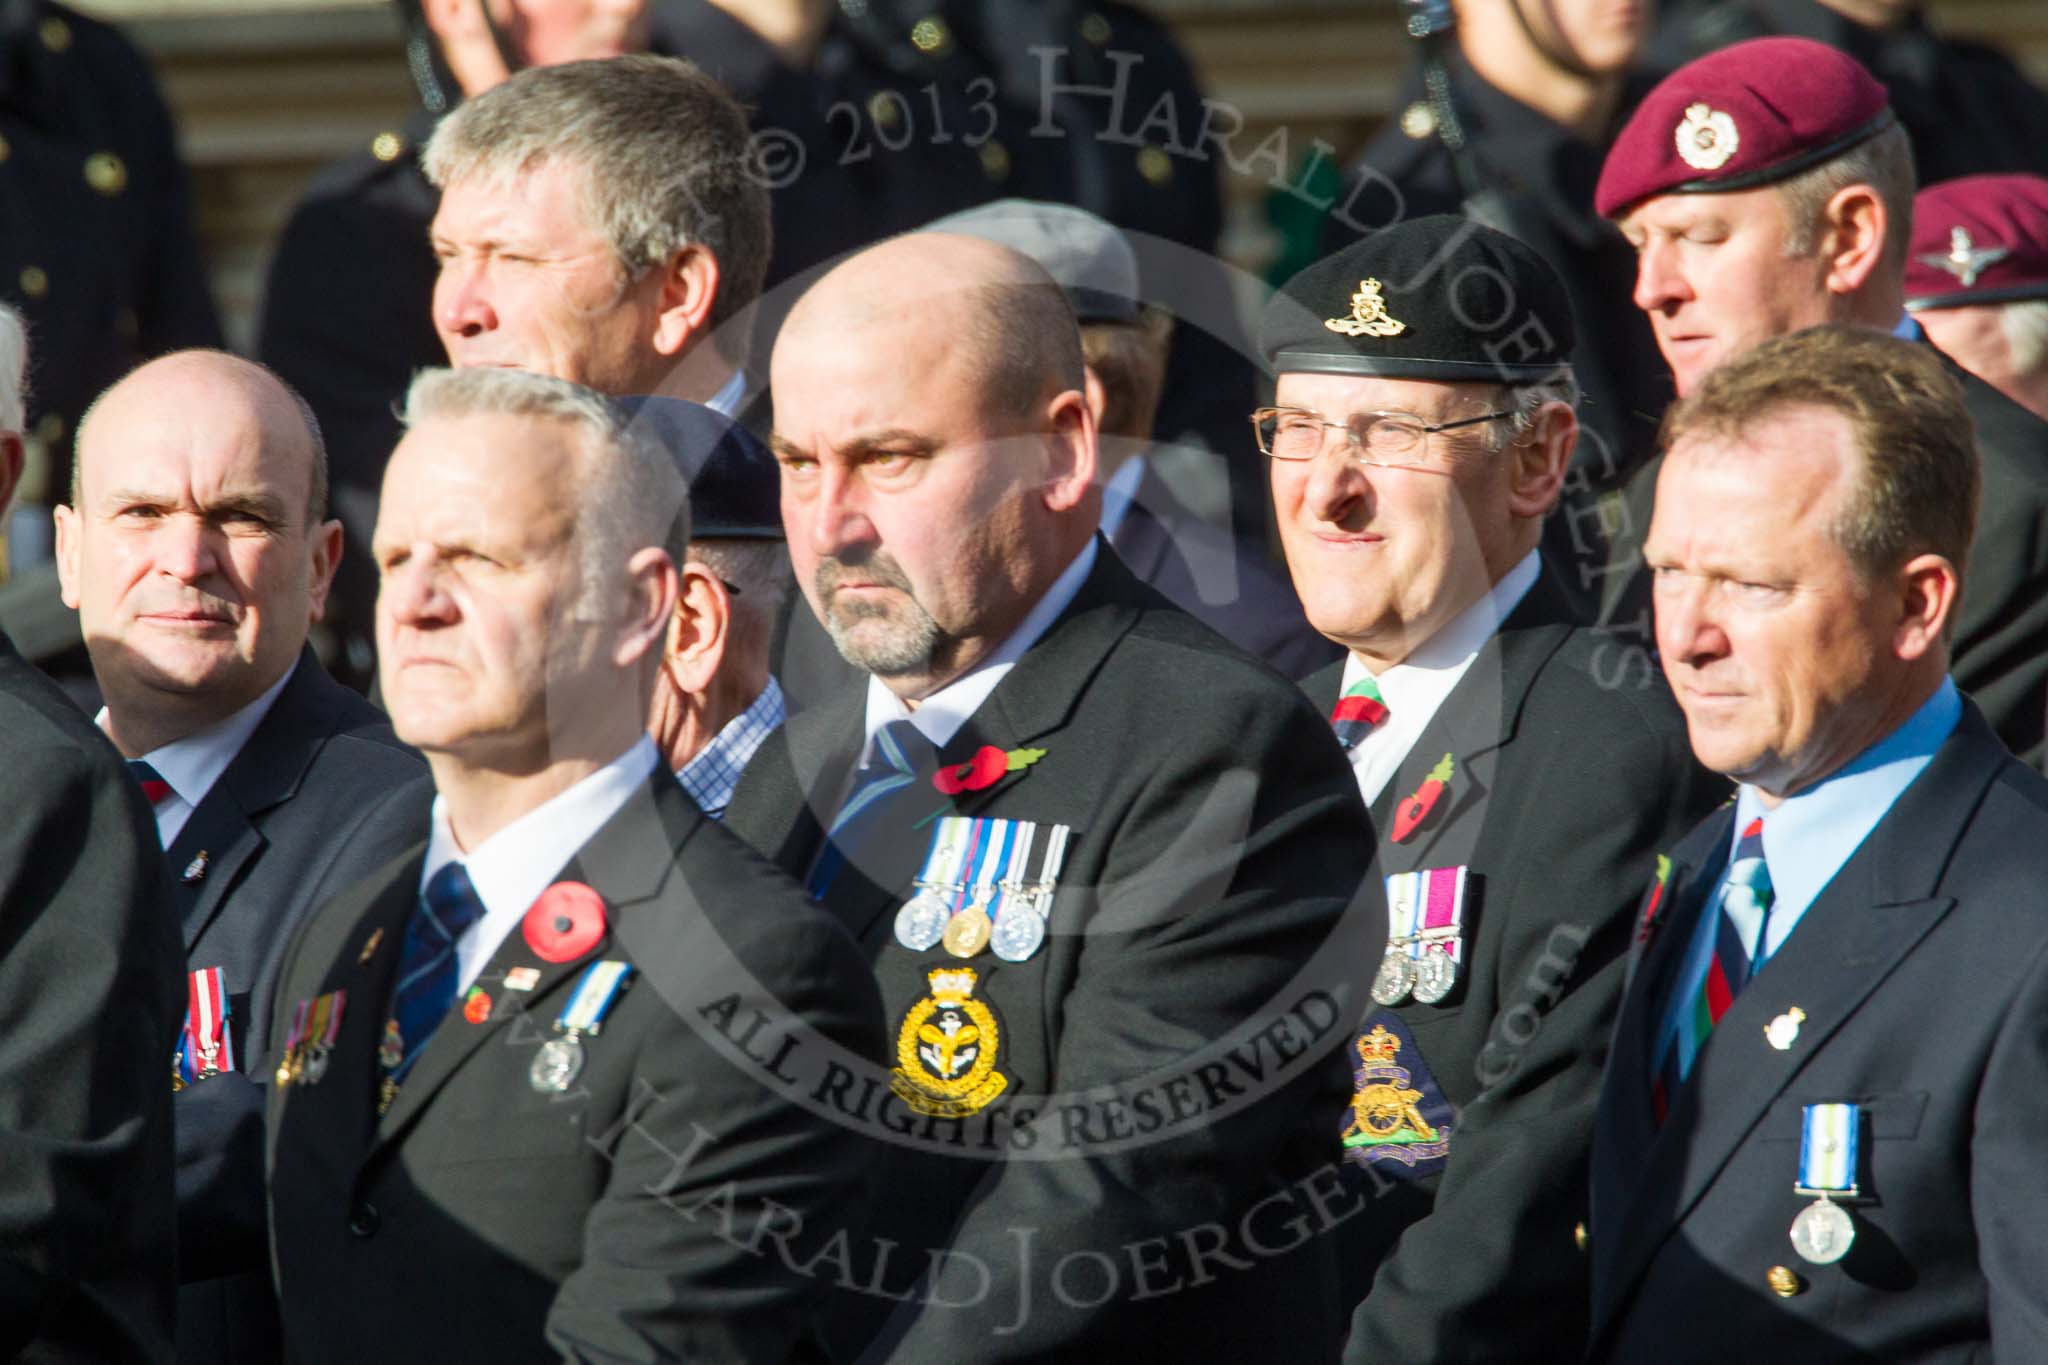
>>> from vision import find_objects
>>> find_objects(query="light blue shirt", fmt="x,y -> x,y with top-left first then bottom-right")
1656,677 -> 1961,1057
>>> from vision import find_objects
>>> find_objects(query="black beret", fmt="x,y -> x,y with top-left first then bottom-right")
1259,215 -> 1577,383
615,395 -> 781,540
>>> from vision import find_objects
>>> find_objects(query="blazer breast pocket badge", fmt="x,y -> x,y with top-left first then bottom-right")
1339,1010 -> 1452,1177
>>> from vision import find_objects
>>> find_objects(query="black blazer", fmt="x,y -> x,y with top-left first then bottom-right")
0,630 -> 183,1362
265,769 -> 885,1364
1588,699 -> 2048,1362
727,544 -> 1382,1362
1301,566 -> 1724,1363
1945,358 -> 2048,768
167,650 -> 428,1361
1108,458 -> 1340,681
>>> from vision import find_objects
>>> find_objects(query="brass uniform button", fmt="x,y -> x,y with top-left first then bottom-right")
19,265 -> 48,299
370,130 -> 405,163
1767,1265 -> 1803,1298
1401,101 -> 1438,140
978,140 -> 1011,183
867,92 -> 903,130
38,15 -> 70,51
1137,145 -> 1173,187
1573,1221 -> 1589,1252
84,151 -> 126,196
1080,12 -> 1112,45
909,16 -> 951,56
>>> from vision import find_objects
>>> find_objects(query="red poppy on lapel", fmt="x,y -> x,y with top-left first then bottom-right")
524,881 -> 606,962
1391,753 -> 1456,843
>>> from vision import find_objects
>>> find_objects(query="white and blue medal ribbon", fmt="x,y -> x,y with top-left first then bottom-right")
556,960 -> 634,1037
1791,1101 -> 1861,1265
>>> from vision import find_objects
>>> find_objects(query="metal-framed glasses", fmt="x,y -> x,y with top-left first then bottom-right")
1251,405 -> 1514,469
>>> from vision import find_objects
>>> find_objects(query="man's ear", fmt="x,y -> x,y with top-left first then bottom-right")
615,547 -> 681,668
1040,388 -> 1098,514
1893,551 -> 1960,663
53,498 -> 80,610
651,245 -> 722,359
1820,184 -> 1889,299
306,519 -> 345,624
664,559 -> 731,693
1505,401 -> 1575,521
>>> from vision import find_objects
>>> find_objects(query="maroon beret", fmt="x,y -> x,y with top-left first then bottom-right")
1905,174 -> 2048,311
1595,37 -> 1893,220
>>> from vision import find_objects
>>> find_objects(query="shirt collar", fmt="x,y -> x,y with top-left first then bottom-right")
99,658 -> 300,813
677,674 -> 786,816
863,536 -> 1099,755
1097,455 -> 1148,541
422,734 -> 661,919
1343,549 -> 1541,696
1732,676 -> 1962,916
1892,313 -> 1925,341
704,368 -> 747,419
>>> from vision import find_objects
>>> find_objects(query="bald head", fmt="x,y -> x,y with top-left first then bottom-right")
781,233 -> 1085,427
77,351 -> 328,530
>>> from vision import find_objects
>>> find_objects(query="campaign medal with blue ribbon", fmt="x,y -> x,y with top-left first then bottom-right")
530,960 -> 634,1094
1791,1102 -> 1860,1264
899,816 -> 1073,962
897,818 -> 973,952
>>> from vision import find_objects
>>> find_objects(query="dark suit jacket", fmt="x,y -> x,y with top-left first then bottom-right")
168,650 -> 428,1361
726,545 -> 1382,1362
1588,700 -> 2048,1362
1946,359 -> 2048,768
0,630 -> 182,1362
266,769 -> 885,1364
1301,567 -> 1724,1363
1109,458 -> 1340,681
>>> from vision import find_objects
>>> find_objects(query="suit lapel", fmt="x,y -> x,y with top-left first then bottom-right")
169,650 -> 341,950
1591,705 -> 2006,1342
1376,574 -> 1576,868
369,776 -> 701,1153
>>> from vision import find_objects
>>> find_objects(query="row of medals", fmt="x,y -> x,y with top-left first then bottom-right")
1372,934 -> 1458,1006
896,879 -> 1052,962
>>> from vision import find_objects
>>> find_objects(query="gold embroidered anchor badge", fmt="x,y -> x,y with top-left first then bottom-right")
1324,278 -> 1408,338
891,967 -> 1009,1118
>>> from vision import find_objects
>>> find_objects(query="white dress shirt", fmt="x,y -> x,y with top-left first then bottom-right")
100,659 -> 299,849
420,734 -> 660,992
1340,550 -> 1540,805
858,536 -> 1099,759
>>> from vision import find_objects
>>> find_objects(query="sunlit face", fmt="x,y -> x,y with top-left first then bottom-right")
57,362 -> 337,728
1647,406 -> 1905,797
1270,372 -> 1517,663
373,411 -> 593,768
1620,187 -> 1835,395
494,0 -> 646,66
770,303 -> 1071,696
431,159 -> 667,393
1516,0 -> 1652,76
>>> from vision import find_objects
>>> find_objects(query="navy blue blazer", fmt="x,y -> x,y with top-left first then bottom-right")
1589,699 -> 2048,1362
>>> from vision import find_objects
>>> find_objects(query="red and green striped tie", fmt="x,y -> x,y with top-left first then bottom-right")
1652,816 -> 1773,1122
1331,676 -> 1390,750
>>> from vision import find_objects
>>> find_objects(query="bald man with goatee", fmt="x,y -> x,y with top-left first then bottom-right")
727,233 -> 1381,1361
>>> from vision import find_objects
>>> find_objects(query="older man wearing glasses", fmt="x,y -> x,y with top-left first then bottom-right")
1261,215 -> 1722,1364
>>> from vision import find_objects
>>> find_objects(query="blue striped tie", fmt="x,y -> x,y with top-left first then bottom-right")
387,862 -> 486,1081
807,720 -> 932,899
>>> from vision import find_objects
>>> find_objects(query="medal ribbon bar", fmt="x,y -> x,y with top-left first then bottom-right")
557,960 -> 633,1036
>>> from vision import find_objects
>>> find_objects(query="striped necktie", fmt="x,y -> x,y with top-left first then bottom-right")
1331,676 -> 1390,749
807,719 -> 933,899
1652,817 -> 1773,1122
128,759 -> 174,807
387,862 -> 487,1082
